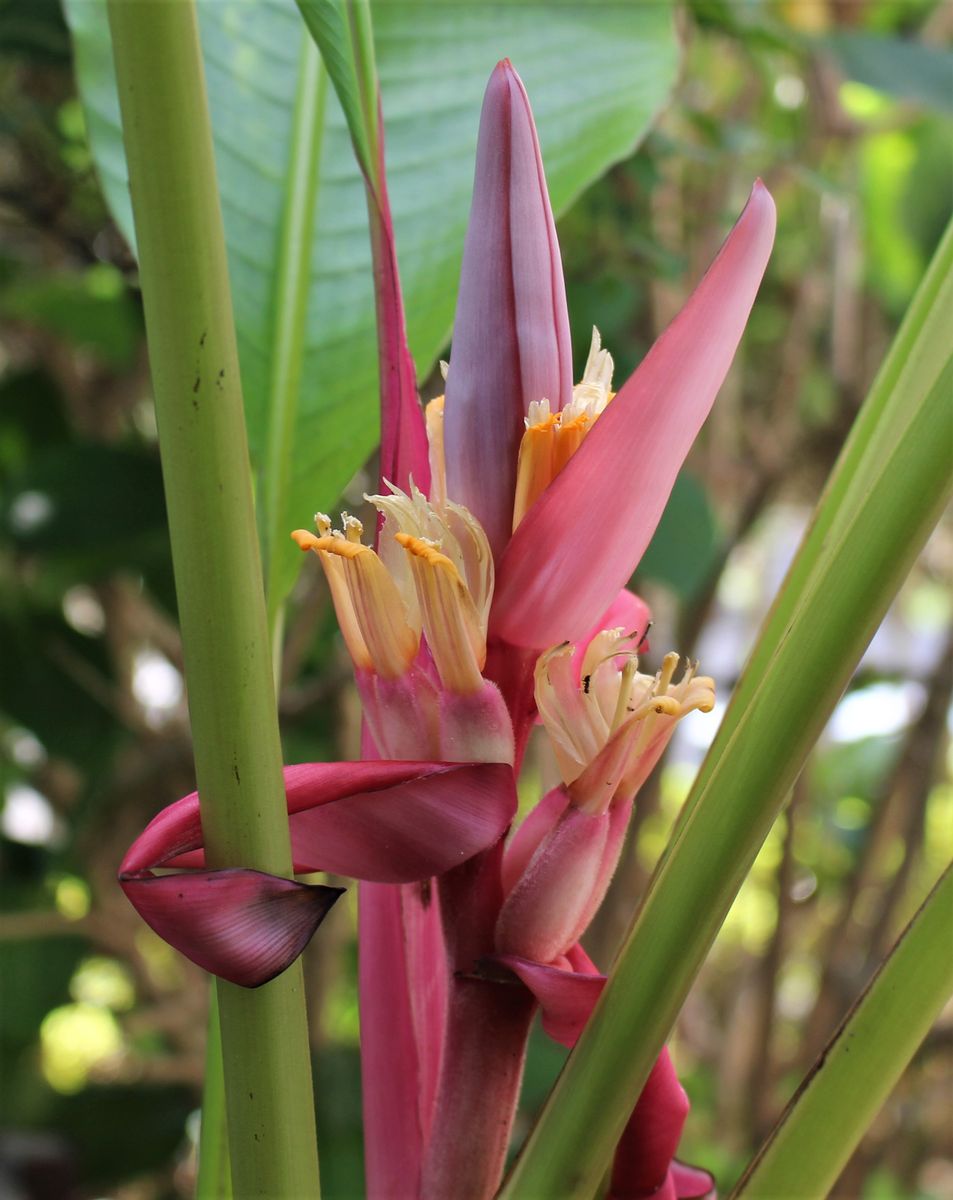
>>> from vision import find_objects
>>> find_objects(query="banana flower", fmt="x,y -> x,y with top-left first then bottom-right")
118,57 -> 774,1200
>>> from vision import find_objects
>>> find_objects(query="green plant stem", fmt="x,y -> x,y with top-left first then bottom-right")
501,228 -> 953,1198
732,863 -> 953,1199
263,34 -> 327,667
106,4 -> 320,1196
196,983 -> 231,1200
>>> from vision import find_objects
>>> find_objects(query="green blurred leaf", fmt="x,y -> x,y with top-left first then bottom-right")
0,268 -> 141,367
636,471 -> 721,602
0,370 -> 71,475
0,0 -> 71,63
810,733 -> 899,809
50,1083 -> 195,1185
2,441 -> 177,617
822,32 -> 953,115
64,0 -> 679,603
0,936 -> 88,1052
0,607 -> 117,766
2,442 -> 169,584
312,1046 -> 365,1200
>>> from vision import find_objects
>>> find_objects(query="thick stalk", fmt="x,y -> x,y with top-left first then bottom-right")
106,5 -> 320,1196
422,845 -> 535,1199
423,977 -> 535,1199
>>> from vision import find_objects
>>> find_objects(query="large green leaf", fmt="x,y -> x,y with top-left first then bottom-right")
64,0 -> 679,601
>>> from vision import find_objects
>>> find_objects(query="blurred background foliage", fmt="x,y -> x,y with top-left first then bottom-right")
0,0 -> 951,1197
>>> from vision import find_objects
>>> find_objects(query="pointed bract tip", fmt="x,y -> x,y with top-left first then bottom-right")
747,177 -> 776,224
487,57 -> 528,107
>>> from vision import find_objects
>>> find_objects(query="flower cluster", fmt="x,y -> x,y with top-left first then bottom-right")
119,58 -> 774,1200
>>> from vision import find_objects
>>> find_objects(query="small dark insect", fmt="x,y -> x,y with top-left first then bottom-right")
582,674 -> 592,694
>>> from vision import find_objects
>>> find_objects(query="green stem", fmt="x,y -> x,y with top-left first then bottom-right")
263,34 -> 327,665
106,4 -> 320,1196
196,983 -> 231,1200
501,231 -> 953,1198
732,863 -> 953,1200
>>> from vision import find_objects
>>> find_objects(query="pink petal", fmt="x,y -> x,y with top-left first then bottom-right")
444,59 -> 572,559
494,805 -> 609,963
359,881 -> 428,1196
367,113 -> 431,497
357,725 -> 445,1200
609,1049 -> 690,1198
572,589 -> 652,680
496,795 -> 631,961
119,869 -> 342,988
122,760 -> 517,884
493,954 -> 604,1046
671,1160 -> 717,1200
565,940 -> 601,976
491,182 -> 776,648
501,785 -> 570,895
286,761 -> 516,881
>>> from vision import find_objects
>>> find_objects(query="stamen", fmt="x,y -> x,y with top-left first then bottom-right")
535,631 -> 715,809
396,532 -> 485,694
526,397 -> 553,427
511,332 -> 617,531
367,481 -> 493,629
610,659 -> 639,733
292,524 -> 418,678
342,513 -> 363,543
657,651 -> 680,694
426,396 -> 446,506
512,410 -> 558,530
534,643 -> 605,775
552,411 -> 590,474
581,326 -> 614,390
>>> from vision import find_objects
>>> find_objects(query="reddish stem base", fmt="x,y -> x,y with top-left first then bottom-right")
421,974 -> 535,1200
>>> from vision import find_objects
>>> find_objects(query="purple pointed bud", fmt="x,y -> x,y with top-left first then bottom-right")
444,59 -> 573,559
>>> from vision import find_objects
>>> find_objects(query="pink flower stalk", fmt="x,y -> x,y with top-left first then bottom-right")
118,57 -> 774,1200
